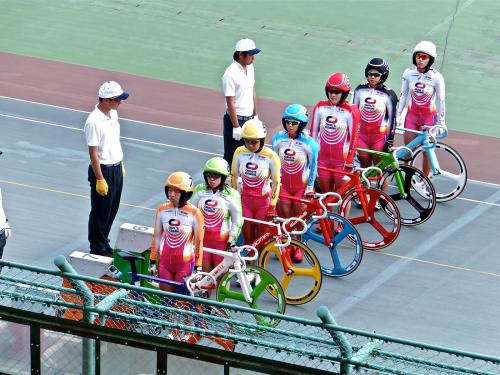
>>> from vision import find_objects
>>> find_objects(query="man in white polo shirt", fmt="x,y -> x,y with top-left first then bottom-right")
84,81 -> 129,257
222,38 -> 261,164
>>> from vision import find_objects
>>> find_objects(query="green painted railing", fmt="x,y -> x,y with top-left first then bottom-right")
0,258 -> 498,375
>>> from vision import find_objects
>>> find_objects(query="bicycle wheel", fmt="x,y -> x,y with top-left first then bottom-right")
410,142 -> 467,202
217,265 -> 285,328
170,301 -> 235,351
258,239 -> 322,305
379,165 -> 437,226
340,188 -> 401,250
302,213 -> 363,277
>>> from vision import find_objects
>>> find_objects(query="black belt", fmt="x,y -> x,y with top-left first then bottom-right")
100,162 -> 122,168
226,112 -> 253,122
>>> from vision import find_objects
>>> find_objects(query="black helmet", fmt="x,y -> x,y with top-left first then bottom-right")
365,58 -> 389,83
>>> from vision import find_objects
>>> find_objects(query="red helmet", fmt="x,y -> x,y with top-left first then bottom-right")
325,72 -> 351,104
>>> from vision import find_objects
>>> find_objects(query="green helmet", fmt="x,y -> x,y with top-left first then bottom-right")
203,157 -> 230,177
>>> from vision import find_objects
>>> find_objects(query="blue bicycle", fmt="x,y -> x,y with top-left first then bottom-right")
395,125 -> 467,202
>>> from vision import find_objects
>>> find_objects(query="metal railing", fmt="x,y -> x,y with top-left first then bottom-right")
0,258 -> 498,375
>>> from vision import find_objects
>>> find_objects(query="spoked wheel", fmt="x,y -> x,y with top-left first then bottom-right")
380,165 -> 437,226
410,142 -> 467,202
170,301 -> 235,351
340,188 -> 401,250
302,213 -> 363,277
259,239 -> 322,305
217,265 -> 285,328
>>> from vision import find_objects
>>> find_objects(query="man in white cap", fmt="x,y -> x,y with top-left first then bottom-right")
84,81 -> 129,257
222,38 -> 261,164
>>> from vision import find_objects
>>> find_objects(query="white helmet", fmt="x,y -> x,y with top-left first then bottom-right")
412,41 -> 437,70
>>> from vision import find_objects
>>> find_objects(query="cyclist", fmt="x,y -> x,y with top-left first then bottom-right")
231,119 -> 281,245
397,41 -> 446,175
151,172 -> 204,292
310,72 -> 360,194
272,104 -> 319,262
191,157 -> 243,273
353,58 -> 398,167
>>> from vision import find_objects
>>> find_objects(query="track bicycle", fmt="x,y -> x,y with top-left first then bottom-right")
116,246 -> 285,328
115,250 -> 235,350
318,166 -> 402,250
358,146 -> 437,226
244,215 -> 322,305
395,125 -> 467,202
277,192 -> 364,277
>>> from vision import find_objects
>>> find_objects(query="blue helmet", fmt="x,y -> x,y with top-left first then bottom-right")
282,104 -> 308,134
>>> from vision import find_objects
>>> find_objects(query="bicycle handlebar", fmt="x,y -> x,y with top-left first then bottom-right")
392,146 -> 414,163
311,192 -> 342,219
354,166 -> 383,186
427,125 -> 448,140
273,216 -> 308,247
185,272 -> 217,297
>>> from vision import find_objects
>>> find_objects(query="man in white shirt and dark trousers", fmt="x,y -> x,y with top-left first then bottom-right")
84,81 -> 129,257
222,38 -> 261,164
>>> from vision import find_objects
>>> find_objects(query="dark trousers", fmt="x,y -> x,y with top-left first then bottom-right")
0,229 -> 6,259
88,163 -> 123,256
223,113 -> 252,165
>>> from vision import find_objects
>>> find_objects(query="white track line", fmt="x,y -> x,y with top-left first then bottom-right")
0,95 -> 222,138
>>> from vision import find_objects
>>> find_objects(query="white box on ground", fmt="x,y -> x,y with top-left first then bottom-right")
68,251 -> 113,278
114,223 -> 153,254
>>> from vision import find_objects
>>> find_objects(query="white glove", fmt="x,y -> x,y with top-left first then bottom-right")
232,126 -> 242,141
304,186 -> 315,198
148,263 -> 157,276
3,222 -> 11,239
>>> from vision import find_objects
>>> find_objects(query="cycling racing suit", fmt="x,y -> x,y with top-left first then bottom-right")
397,67 -> 445,130
310,101 -> 360,178
151,202 -> 204,283
272,130 -> 319,202
231,146 -> 281,220
352,84 -> 398,154
191,184 -> 243,265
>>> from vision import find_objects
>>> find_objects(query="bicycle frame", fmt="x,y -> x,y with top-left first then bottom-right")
186,246 -> 257,304
395,126 -> 445,175
244,216 -> 307,275
247,193 -> 339,252
357,147 -> 415,199
317,165 -> 382,220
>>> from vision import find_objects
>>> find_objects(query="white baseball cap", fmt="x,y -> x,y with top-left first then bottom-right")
98,81 -> 129,100
235,38 -> 261,55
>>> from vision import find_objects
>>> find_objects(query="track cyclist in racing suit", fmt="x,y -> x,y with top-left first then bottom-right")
151,172 -> 204,292
231,119 -> 281,245
310,72 -> 360,194
272,104 -> 319,262
397,41 -> 446,176
191,157 -> 243,273
353,58 -> 398,167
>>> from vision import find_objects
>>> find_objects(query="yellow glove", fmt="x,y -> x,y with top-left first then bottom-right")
96,179 -> 108,196
121,161 -> 126,178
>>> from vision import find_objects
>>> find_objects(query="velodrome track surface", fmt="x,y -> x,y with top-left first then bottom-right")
1,96 -> 499,356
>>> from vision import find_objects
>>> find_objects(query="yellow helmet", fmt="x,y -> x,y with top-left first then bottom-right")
241,119 -> 266,140
165,171 -> 194,192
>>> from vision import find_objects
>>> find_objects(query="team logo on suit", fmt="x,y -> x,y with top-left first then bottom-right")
168,218 -> 181,233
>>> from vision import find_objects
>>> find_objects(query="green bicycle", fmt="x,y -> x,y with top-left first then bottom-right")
358,146 -> 437,226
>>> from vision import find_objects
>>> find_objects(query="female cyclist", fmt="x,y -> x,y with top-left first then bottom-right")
352,58 -> 398,167
191,157 -> 243,273
310,72 -> 360,193
272,104 -> 319,262
151,171 -> 204,292
397,41 -> 446,175
231,119 -> 281,245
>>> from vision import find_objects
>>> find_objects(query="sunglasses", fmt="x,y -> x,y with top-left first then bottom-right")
244,139 -> 260,145
328,89 -> 342,95
415,53 -> 430,60
285,119 -> 301,126
367,72 -> 382,78
206,172 -> 222,179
